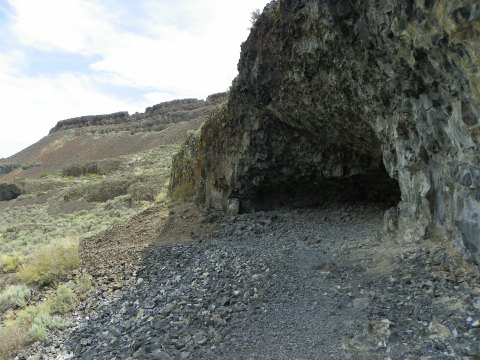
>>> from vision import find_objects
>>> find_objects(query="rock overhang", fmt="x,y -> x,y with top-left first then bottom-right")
172,0 -> 480,263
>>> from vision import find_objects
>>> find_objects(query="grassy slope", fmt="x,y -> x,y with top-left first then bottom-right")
0,96 -> 226,358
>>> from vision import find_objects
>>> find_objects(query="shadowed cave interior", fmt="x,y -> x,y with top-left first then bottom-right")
229,123 -> 401,212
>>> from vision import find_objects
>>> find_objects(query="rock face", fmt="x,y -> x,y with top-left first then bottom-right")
49,94 -> 228,134
169,130 -> 201,195
0,183 -> 22,201
185,1 -> 480,262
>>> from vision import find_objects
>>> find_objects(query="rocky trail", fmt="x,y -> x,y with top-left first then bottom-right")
26,202 -> 479,359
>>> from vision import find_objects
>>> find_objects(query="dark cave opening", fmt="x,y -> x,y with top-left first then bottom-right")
0,183 -> 22,202
233,124 -> 401,212
225,117 -> 402,213
242,165 -> 401,212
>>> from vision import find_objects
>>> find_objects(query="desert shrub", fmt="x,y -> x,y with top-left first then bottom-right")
128,178 -> 160,202
62,163 -> 102,177
20,162 -> 41,171
28,312 -> 50,341
73,273 -> 92,294
1,254 -> 22,272
49,284 -> 75,314
62,186 -> 85,201
0,325 -> 28,359
85,178 -> 133,202
0,285 -> 31,312
0,162 -> 21,175
0,280 -> 82,356
28,311 -> 66,341
17,240 -> 80,286
171,181 -> 196,200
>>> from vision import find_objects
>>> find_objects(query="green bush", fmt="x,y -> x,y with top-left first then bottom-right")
0,285 -> 31,313
74,273 -> 92,294
1,254 -> 22,273
17,240 -> 80,286
49,285 -> 75,314
28,311 -> 66,342
28,312 -> 50,341
62,163 -> 102,177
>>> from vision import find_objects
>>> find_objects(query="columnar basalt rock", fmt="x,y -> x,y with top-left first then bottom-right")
189,0 -> 480,262
48,93 -> 229,134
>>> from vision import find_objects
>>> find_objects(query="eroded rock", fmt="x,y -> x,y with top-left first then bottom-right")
185,0 -> 480,262
0,183 -> 22,201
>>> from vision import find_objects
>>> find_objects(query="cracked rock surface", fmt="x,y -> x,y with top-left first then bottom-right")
190,0 -> 480,262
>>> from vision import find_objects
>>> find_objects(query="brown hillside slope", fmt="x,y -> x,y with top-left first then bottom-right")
0,93 -> 227,182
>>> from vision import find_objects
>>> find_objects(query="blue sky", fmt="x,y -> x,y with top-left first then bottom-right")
0,0 -> 269,158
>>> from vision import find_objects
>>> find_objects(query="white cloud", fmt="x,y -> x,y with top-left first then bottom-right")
0,0 -> 270,158
7,0 -> 118,55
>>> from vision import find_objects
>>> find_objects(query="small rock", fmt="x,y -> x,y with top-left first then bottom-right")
352,297 -> 370,310
428,316 -> 453,339
180,351 -> 191,359
226,198 -> 240,216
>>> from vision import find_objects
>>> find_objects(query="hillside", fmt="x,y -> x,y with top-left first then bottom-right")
0,92 -> 227,358
0,93 -> 226,183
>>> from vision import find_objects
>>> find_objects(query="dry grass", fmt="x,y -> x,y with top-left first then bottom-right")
171,181 -> 196,200
0,134 -> 196,358
0,325 -> 29,360
0,274 -> 92,359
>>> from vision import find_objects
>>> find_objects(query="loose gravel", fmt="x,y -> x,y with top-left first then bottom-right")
25,202 -> 480,359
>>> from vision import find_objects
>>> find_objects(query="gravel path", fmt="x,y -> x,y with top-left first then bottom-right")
28,203 -> 480,359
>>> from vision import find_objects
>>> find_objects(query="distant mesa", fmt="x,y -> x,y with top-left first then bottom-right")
49,93 -> 229,134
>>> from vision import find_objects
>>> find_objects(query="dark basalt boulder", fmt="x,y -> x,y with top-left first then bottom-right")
0,183 -> 22,201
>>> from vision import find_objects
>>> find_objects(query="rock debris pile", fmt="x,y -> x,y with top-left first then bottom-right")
27,203 -> 479,359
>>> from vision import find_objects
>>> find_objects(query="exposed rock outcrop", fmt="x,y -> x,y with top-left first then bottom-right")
0,183 -> 22,201
179,1 -> 480,262
169,130 -> 201,195
49,94 -> 229,134
49,112 -> 130,133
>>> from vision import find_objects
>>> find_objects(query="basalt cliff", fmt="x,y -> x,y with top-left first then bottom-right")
172,0 -> 480,263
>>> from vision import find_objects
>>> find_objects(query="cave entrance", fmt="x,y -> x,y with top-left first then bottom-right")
237,124 -> 401,212
245,166 -> 401,211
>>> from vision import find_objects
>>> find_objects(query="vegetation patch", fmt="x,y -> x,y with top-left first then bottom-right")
171,181 -> 196,200
0,163 -> 20,175
169,130 -> 200,197
1,254 -> 22,273
0,285 -> 31,313
17,239 -> 80,286
0,274 -> 92,359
